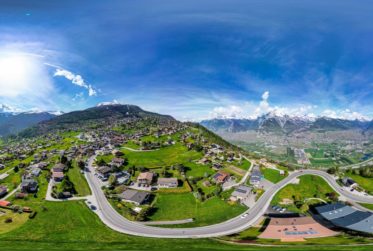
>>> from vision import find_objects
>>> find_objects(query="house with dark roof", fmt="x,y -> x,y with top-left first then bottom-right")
157,178 -> 178,188
0,185 -> 7,198
21,176 -> 38,193
250,166 -> 262,186
230,185 -> 251,202
118,189 -> 150,205
316,203 -> 373,234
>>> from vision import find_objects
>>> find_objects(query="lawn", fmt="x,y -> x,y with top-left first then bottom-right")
261,168 -> 286,184
271,175 -> 334,212
148,193 -> 246,227
359,203 -> 373,211
185,162 -> 214,178
122,143 -> 203,168
67,162 -> 91,196
345,173 -> 373,193
0,201 -> 371,250
0,209 -> 29,234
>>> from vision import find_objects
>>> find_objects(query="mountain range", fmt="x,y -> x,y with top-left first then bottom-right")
0,111 -> 57,137
200,113 -> 373,135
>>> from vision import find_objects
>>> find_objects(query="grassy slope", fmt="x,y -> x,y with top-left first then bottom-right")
262,168 -> 286,184
0,201 -> 371,251
149,193 -> 246,227
122,143 -> 203,168
67,163 -> 91,196
0,209 -> 29,234
345,173 -> 373,193
271,175 -> 334,212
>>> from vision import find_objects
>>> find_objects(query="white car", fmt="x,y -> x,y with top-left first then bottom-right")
241,213 -> 249,218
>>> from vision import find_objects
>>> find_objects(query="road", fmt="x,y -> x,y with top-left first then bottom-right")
85,155 -> 373,238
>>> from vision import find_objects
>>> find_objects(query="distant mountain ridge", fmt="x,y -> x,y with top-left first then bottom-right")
18,104 -> 175,137
0,112 -> 57,137
200,113 -> 372,135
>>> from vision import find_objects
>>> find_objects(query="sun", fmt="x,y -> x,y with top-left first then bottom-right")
0,54 -> 36,97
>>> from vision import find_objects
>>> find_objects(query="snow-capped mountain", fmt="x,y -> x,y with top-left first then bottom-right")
200,113 -> 372,135
0,107 -> 62,136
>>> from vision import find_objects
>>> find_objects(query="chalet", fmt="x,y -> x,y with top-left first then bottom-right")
230,185 -> 251,202
110,157 -> 125,168
341,177 -> 356,187
21,177 -> 38,193
30,166 -> 42,177
157,178 -> 178,188
118,189 -> 150,205
113,171 -> 131,185
137,172 -> 154,187
97,166 -> 113,181
0,185 -> 7,197
0,200 -> 11,208
250,166 -> 262,186
52,171 -> 64,182
213,171 -> 230,184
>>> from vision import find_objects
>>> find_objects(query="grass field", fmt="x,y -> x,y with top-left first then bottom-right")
345,173 -> 373,193
185,162 -> 214,178
122,143 -> 203,168
360,203 -> 373,210
0,201 -> 371,251
149,193 -> 246,227
261,168 -> 286,184
0,209 -> 29,234
67,163 -> 91,196
271,175 -> 334,212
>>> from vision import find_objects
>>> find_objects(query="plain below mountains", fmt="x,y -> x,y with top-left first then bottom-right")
200,113 -> 373,136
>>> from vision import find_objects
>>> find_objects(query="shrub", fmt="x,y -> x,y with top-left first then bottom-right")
29,211 -> 37,219
4,217 -> 12,223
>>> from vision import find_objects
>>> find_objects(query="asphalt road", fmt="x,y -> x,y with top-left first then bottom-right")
85,155 -> 373,238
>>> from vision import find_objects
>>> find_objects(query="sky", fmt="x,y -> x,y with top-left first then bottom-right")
0,0 -> 372,121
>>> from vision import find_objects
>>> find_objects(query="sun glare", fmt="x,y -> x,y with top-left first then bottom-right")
0,54 -> 35,96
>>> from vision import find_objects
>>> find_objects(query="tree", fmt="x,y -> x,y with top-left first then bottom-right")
77,160 -> 85,170
300,203 -> 309,213
108,174 -> 117,186
14,165 -> 19,173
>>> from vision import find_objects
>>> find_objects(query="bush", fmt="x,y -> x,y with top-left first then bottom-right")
4,217 -> 12,223
29,211 -> 37,219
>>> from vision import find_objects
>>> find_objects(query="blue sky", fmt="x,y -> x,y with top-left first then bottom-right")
0,0 -> 372,120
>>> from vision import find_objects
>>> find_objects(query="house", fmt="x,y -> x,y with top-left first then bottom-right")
0,200 -> 11,208
0,164 -> 4,170
137,172 -> 154,187
118,189 -> 150,205
341,177 -> 356,187
250,166 -> 262,186
97,166 -> 113,181
114,171 -> 131,185
213,171 -> 230,184
110,157 -> 125,168
21,177 -> 38,193
230,185 -> 251,202
157,178 -> 178,188
52,171 -> 64,182
31,166 -> 42,177
52,163 -> 66,172
0,185 -> 7,197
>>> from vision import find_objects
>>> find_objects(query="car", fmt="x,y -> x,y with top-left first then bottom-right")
151,187 -> 158,191
240,213 -> 249,218
90,205 -> 97,210
280,208 -> 286,213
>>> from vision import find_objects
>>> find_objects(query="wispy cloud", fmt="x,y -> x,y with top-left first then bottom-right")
53,68 -> 97,96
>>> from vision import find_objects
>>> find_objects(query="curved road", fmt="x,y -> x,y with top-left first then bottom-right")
85,155 -> 373,238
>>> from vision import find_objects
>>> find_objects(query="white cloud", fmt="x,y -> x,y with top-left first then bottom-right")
207,91 -> 370,121
209,105 -> 245,119
54,68 -> 97,96
321,109 -> 369,121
